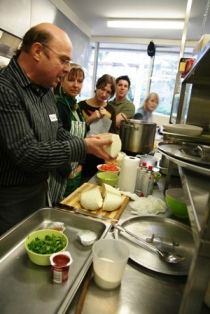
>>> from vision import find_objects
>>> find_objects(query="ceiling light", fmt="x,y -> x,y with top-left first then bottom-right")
107,19 -> 184,30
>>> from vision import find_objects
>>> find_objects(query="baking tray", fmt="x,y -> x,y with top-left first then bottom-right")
0,208 -> 110,314
114,216 -> 195,275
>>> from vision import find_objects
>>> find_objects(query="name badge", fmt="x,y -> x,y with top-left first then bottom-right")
49,114 -> 58,122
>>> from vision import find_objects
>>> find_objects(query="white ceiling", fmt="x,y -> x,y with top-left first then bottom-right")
60,0 -> 210,45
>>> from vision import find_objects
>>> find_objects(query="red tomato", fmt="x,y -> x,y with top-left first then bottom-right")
99,164 -> 119,172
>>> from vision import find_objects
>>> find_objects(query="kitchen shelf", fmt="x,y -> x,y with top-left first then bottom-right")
179,167 -> 210,240
160,151 -> 210,314
175,42 -> 210,129
183,42 -> 210,83
178,166 -> 210,314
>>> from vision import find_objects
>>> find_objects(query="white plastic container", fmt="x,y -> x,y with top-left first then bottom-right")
92,239 -> 129,290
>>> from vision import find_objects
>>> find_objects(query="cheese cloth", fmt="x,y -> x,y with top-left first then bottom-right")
121,192 -> 167,216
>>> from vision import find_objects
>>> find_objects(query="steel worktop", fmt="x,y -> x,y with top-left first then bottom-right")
65,174 -> 210,314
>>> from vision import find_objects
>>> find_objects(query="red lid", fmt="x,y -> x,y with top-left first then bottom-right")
53,254 -> 70,267
148,165 -> 153,170
142,162 -> 147,166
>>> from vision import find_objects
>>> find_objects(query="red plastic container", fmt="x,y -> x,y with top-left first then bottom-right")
50,251 -> 73,283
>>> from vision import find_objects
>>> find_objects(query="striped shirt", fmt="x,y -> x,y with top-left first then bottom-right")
0,57 -> 86,187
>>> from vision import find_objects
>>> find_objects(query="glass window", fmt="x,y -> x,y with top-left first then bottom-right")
79,43 -> 193,117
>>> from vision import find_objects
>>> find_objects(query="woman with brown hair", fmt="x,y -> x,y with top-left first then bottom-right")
79,74 -> 117,177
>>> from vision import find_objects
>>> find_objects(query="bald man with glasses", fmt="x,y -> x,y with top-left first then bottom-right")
0,23 -> 115,235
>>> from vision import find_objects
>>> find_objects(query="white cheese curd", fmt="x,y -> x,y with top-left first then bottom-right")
101,183 -> 121,198
80,187 -> 103,210
100,134 -> 122,158
129,195 -> 167,216
102,193 -> 123,211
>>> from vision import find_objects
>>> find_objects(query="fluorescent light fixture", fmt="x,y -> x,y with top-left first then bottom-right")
107,19 -> 184,29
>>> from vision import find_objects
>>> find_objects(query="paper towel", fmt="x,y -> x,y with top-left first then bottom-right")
118,156 -> 140,193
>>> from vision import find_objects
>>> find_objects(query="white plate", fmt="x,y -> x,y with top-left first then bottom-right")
97,164 -> 120,174
163,124 -> 203,137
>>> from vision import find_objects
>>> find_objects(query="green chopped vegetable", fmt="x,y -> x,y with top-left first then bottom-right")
28,234 -> 66,254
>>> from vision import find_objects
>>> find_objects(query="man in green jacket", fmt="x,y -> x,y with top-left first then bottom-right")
109,75 -> 135,133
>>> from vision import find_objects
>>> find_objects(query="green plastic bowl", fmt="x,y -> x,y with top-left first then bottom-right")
165,188 -> 188,218
154,171 -> 162,183
96,172 -> 119,187
25,229 -> 68,266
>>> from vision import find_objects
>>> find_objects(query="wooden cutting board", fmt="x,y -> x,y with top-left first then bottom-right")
60,183 -> 129,222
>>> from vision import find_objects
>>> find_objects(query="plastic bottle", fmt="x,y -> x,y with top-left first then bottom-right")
135,162 -> 147,196
141,165 -> 154,197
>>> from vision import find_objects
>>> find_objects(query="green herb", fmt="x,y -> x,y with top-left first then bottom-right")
28,234 -> 66,254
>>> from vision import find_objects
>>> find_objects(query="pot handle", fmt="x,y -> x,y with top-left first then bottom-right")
123,124 -> 134,129
123,124 -> 140,130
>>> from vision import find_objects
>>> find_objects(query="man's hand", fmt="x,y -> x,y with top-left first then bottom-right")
116,112 -> 127,128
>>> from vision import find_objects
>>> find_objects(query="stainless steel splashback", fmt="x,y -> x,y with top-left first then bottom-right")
0,0 -> 91,67
0,29 -> 22,59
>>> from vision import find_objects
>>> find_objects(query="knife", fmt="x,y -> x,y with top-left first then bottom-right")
54,202 -> 118,222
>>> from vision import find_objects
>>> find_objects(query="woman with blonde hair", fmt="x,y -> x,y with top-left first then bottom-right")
49,63 -> 86,203
133,92 -> 159,122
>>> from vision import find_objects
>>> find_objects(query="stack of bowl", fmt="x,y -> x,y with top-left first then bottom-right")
165,188 -> 188,218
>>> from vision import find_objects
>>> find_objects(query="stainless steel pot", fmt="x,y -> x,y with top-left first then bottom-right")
119,119 -> 156,154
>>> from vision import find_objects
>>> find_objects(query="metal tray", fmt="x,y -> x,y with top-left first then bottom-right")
158,141 -> 210,166
114,216 -> 195,275
0,208 -> 110,314
162,131 -> 210,145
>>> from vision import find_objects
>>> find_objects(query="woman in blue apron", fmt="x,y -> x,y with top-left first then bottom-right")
49,64 -> 86,204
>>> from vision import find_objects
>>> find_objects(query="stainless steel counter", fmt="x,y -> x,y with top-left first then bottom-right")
66,175 -> 209,314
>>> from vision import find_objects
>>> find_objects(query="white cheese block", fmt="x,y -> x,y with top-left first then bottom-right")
101,183 -> 121,198
80,187 -> 103,210
102,193 -> 123,212
100,133 -> 122,158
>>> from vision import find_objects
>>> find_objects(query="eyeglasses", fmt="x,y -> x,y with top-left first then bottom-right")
42,44 -> 71,67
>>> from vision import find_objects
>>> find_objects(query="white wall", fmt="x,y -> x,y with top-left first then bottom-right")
153,113 -> 170,127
